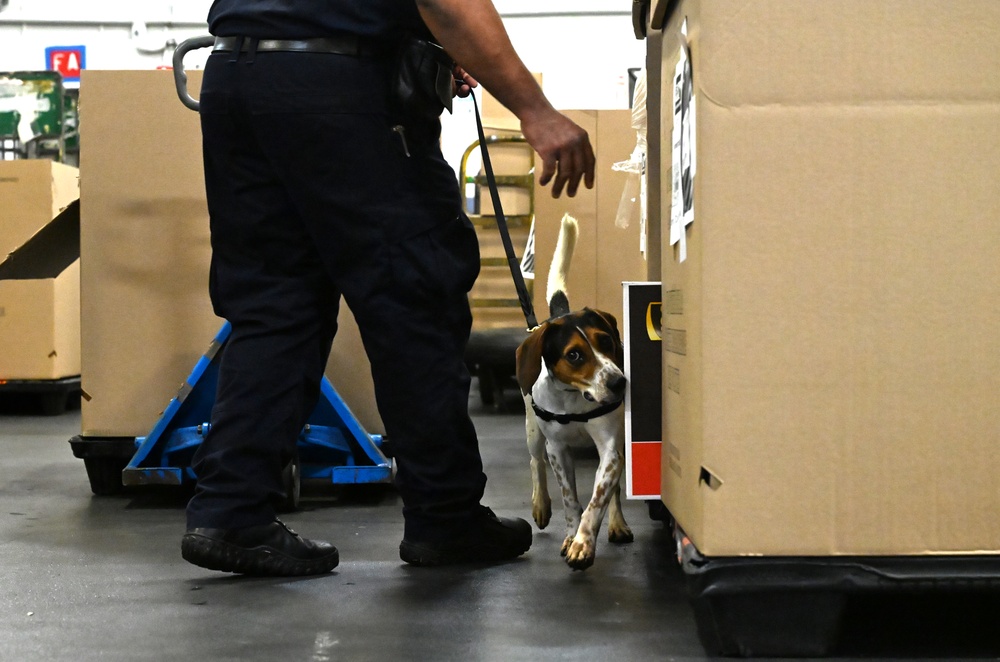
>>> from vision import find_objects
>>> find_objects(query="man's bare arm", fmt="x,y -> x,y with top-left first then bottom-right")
416,0 -> 595,197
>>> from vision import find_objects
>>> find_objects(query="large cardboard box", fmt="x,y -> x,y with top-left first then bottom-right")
78,70 -> 383,439
0,162 -> 80,381
0,199 -> 81,380
532,110 -> 648,325
0,267 -> 80,380
0,160 -> 79,263
657,1 -> 1000,556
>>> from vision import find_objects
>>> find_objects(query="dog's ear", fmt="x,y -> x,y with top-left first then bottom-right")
588,309 -> 622,348
515,324 -> 548,395
587,308 -> 624,365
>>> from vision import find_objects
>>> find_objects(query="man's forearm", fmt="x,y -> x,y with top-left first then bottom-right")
416,0 -> 596,197
415,0 -> 553,124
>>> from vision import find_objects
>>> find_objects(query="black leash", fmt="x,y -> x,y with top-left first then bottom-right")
470,92 -> 538,331
469,91 -> 624,426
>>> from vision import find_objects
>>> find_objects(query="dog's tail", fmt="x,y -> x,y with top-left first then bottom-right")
546,213 -> 578,318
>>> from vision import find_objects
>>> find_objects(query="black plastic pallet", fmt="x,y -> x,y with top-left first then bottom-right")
669,518 -> 1000,657
68,435 -> 135,496
0,376 -> 80,415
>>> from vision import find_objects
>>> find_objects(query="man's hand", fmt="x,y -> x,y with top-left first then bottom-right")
416,0 -> 595,199
452,65 -> 477,98
520,110 -> 595,199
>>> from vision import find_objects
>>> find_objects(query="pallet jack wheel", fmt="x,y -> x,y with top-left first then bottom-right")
279,453 -> 301,513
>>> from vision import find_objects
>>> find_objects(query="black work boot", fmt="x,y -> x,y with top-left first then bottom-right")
181,518 -> 339,576
399,506 -> 532,567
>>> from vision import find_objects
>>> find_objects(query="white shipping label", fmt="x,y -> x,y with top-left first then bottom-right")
639,151 -> 648,255
670,35 -> 695,262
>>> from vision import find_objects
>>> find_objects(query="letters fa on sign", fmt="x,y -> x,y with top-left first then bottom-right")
46,46 -> 86,82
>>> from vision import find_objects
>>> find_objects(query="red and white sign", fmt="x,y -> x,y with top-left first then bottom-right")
46,46 -> 86,82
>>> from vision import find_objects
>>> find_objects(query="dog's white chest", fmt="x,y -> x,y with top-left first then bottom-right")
537,420 -> 593,447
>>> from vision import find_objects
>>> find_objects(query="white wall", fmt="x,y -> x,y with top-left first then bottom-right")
0,1 -> 216,73
442,8 -> 643,176
0,1 -> 645,171
0,1 -> 643,104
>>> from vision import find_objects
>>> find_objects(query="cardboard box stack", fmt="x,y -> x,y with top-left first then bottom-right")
0,160 -> 80,380
654,0 -> 1000,556
77,70 -> 383,440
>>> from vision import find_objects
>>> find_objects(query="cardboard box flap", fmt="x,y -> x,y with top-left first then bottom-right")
662,0 -> 1000,108
650,0 -> 676,31
0,199 -> 79,280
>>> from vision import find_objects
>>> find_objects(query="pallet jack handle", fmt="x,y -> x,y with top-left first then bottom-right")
172,35 -> 215,112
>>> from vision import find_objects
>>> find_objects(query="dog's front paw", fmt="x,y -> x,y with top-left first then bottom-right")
607,521 -> 634,544
532,495 -> 551,530
564,536 -> 595,571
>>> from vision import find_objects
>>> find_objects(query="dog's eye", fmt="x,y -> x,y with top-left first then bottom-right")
566,350 -> 584,365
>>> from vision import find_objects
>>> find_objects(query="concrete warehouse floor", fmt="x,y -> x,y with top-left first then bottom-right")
2,386 -> 999,661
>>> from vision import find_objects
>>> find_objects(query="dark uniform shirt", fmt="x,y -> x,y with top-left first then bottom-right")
208,0 -> 428,40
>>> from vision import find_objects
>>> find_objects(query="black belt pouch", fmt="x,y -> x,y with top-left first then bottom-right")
392,37 -> 455,120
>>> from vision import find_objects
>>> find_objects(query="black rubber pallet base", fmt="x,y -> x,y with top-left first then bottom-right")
0,376 -> 81,415
69,435 -> 136,496
680,539 -> 1000,657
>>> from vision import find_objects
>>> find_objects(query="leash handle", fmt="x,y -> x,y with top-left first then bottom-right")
471,92 -> 538,331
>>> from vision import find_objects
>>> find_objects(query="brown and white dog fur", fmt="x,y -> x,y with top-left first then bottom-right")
515,214 -> 634,571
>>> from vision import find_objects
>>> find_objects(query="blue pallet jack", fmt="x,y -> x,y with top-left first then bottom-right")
121,37 -> 393,507
122,322 -> 393,508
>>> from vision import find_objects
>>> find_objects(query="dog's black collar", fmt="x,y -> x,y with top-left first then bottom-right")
531,398 -> 623,425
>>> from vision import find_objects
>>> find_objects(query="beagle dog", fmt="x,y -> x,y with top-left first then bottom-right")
515,214 -> 634,571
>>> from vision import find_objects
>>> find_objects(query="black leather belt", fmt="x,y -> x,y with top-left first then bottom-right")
213,35 -> 372,57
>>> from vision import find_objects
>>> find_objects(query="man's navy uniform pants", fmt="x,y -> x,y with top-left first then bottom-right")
185,42 -> 488,543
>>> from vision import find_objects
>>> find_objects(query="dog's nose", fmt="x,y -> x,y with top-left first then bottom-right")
608,374 -> 626,396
